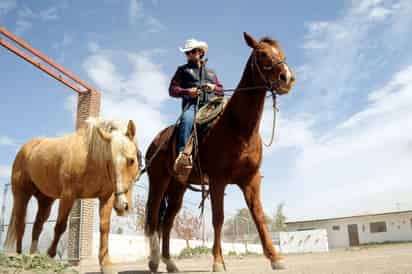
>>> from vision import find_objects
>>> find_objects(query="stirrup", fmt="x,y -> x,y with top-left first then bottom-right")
174,152 -> 192,183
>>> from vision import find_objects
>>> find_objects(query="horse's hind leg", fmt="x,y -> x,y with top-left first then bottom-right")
30,192 -> 55,254
161,180 -> 186,273
14,191 -> 33,253
47,194 -> 75,258
145,170 -> 171,273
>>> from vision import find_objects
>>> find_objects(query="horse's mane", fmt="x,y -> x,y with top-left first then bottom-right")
84,117 -> 129,167
260,37 -> 280,48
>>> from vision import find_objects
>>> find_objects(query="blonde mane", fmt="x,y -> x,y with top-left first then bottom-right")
84,117 -> 130,168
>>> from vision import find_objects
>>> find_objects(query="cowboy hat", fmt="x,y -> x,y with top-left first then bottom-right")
179,38 -> 208,53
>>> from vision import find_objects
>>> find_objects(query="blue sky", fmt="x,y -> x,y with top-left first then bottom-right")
1,0 -> 412,222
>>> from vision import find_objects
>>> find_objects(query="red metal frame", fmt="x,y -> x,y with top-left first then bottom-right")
0,27 -> 95,94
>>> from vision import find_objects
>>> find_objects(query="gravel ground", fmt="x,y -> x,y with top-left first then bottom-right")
74,242 -> 412,274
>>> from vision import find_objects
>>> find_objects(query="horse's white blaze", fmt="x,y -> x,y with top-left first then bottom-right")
281,63 -> 292,83
113,154 -> 128,210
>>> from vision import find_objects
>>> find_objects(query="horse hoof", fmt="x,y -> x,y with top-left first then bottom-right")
47,248 -> 56,258
212,262 -> 225,272
162,258 -> 180,273
148,260 -> 159,273
167,264 -> 180,273
29,247 -> 38,254
271,260 -> 286,270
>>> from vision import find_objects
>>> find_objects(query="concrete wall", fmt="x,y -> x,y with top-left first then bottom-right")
91,233 -> 269,262
279,230 -> 328,253
287,212 -> 412,248
90,230 -> 330,263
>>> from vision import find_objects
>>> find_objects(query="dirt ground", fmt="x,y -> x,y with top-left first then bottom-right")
2,243 -> 411,273
74,243 -> 412,274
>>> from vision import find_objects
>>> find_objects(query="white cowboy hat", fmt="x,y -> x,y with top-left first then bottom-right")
179,38 -> 208,53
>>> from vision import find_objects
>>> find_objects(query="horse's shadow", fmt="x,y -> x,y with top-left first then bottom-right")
85,270 -> 207,274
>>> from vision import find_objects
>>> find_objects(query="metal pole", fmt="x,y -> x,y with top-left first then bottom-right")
0,183 -> 9,246
0,27 -> 95,92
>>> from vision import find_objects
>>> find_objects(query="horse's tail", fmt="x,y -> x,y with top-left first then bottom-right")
4,139 -> 40,249
144,186 -> 168,238
4,200 -> 17,248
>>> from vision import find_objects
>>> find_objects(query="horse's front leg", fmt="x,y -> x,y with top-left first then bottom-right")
240,172 -> 284,270
98,194 -> 114,267
47,194 -> 75,258
210,182 -> 227,272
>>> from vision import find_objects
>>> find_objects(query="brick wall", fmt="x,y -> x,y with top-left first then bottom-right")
68,90 -> 101,263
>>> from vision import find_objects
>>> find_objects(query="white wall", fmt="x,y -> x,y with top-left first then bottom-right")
287,212 -> 412,248
279,230 -> 329,253
91,233 -> 269,262
91,230 -> 329,263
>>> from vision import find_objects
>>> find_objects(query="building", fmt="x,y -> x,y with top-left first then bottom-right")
285,210 -> 412,249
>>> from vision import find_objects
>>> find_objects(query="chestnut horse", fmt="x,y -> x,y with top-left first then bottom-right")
144,32 -> 296,272
4,118 -> 140,268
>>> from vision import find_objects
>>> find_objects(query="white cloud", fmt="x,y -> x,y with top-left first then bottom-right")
144,15 -> 164,33
15,6 -> 35,35
128,0 -> 164,33
0,0 -> 16,16
77,45 -> 169,150
280,65 -> 412,220
83,49 -> 169,107
15,4 -> 63,35
0,165 -> 11,179
0,136 -> 15,146
39,7 -> 59,21
129,0 -> 142,24
297,0 -> 401,120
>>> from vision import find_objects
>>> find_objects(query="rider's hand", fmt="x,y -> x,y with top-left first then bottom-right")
202,83 -> 216,92
187,87 -> 200,98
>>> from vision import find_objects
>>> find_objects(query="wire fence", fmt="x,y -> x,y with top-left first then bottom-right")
0,179 -> 271,260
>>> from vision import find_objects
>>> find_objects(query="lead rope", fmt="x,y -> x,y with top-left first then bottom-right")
263,92 -> 278,147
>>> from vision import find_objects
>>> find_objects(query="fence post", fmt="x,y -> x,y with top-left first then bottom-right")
68,90 -> 101,264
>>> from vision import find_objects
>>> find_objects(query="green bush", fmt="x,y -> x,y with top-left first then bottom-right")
227,251 -> 237,256
178,246 -> 211,259
0,253 -> 77,273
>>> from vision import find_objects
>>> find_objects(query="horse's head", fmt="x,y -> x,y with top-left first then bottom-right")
97,120 -> 140,216
244,32 -> 296,95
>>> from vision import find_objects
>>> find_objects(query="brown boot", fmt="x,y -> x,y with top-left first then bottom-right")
173,152 -> 192,183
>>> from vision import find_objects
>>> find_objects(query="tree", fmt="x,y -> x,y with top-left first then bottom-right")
272,203 -> 287,232
133,194 -> 146,231
174,209 -> 201,248
223,208 -> 273,243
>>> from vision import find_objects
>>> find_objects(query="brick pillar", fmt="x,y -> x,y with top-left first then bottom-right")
68,90 -> 101,263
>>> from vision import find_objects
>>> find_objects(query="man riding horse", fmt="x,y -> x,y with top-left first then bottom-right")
169,38 -> 223,181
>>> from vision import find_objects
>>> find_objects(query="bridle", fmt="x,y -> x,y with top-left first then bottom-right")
251,48 -> 287,95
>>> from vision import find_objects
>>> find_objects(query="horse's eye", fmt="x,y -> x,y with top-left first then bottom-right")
127,158 -> 135,166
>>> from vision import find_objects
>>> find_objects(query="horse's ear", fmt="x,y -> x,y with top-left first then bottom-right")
126,120 -> 136,140
243,32 -> 258,49
97,128 -> 112,143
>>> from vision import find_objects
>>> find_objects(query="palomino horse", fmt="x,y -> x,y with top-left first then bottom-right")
144,32 -> 296,272
4,118 -> 140,268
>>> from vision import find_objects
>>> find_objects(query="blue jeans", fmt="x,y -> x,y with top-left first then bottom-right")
177,104 -> 196,153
